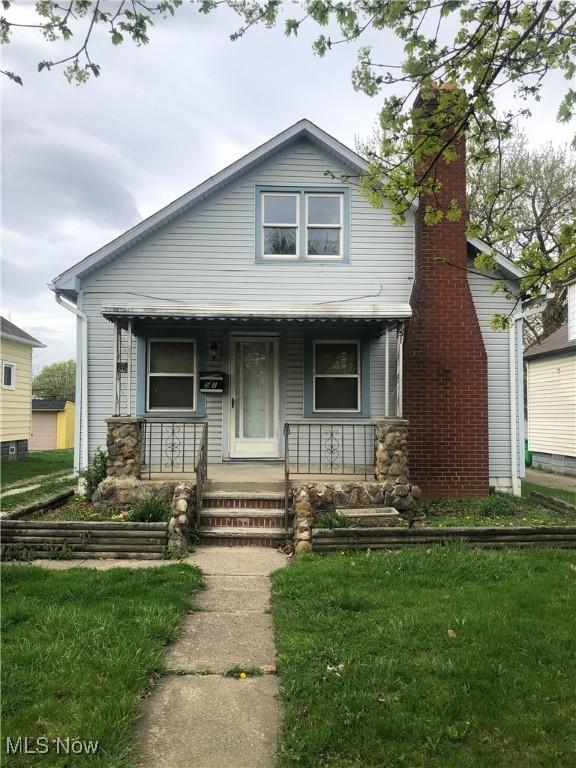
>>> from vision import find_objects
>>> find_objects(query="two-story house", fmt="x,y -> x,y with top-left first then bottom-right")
50,116 -> 525,539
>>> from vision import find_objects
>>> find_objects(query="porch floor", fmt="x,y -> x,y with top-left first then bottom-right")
147,462 -> 373,484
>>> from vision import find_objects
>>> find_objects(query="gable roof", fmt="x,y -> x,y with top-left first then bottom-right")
50,119 -> 522,297
524,324 -> 576,361
50,119 -> 368,296
0,316 -> 45,348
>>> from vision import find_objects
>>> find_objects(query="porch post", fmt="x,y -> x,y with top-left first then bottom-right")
127,319 -> 133,417
384,324 -> 390,417
106,416 -> 142,479
396,323 -> 404,417
112,319 -> 119,416
375,418 -> 409,484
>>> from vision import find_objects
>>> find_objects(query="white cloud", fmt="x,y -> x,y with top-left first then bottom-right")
1,4 -> 573,368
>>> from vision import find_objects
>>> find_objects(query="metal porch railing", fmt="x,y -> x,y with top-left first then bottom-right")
141,420 -> 208,480
283,422 -> 378,519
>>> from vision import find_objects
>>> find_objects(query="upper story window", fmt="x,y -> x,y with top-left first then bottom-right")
2,362 -> 15,389
263,193 -> 299,257
257,187 -> 348,262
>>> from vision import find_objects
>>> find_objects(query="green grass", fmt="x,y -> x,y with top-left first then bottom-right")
272,547 -> 576,767
522,479 -> 576,507
1,564 -> 202,767
0,478 -> 77,513
1,449 -> 74,487
421,493 -> 571,527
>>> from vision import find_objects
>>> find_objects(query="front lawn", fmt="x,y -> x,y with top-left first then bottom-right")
1,449 -> 74,487
0,477 -> 77,514
272,547 -> 576,767
1,564 -> 202,767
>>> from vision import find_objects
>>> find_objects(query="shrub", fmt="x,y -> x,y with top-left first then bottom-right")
315,510 -> 351,529
79,447 -> 108,500
476,492 -> 521,518
128,497 -> 171,523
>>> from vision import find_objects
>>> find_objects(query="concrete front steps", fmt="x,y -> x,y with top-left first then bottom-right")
199,487 -> 290,547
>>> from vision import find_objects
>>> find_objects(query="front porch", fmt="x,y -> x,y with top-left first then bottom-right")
97,413 -> 417,549
95,304 -> 416,546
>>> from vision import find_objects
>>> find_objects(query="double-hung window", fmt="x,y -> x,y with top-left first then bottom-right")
313,341 -> 360,412
306,194 -> 342,257
262,193 -> 299,257
147,340 -> 196,411
259,189 -> 346,261
2,362 -> 15,389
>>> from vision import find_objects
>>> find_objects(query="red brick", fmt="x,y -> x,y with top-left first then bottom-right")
403,99 -> 489,498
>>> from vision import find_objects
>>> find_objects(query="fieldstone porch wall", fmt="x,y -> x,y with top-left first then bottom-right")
374,419 -> 410,484
106,416 -> 142,479
92,478 -> 178,508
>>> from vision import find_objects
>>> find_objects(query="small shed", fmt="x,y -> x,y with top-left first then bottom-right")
30,400 -> 75,451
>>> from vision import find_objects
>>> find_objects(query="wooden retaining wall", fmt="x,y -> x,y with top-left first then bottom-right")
0,520 -> 168,560
313,525 -> 576,551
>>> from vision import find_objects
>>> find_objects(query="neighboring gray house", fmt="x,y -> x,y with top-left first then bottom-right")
50,119 -> 525,501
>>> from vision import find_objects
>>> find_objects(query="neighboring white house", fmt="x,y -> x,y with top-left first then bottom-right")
525,278 -> 576,476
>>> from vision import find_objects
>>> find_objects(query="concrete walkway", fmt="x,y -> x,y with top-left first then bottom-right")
137,546 -> 286,768
525,468 -> 576,493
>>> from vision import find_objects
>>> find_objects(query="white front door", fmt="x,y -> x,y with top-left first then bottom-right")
229,336 -> 279,458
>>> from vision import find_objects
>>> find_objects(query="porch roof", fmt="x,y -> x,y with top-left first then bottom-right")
101,300 -> 412,324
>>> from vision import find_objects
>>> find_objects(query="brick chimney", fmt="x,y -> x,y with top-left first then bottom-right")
403,87 -> 489,497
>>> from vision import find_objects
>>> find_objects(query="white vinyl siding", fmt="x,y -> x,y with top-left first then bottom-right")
527,354 -> 576,458
467,261 -> 520,485
79,139 -> 412,464
568,282 -> 576,341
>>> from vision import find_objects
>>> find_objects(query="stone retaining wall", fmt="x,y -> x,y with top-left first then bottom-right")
169,483 -> 196,550
92,478 -> 178,508
291,480 -> 422,553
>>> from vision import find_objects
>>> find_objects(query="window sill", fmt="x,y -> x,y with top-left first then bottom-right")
138,410 -> 206,419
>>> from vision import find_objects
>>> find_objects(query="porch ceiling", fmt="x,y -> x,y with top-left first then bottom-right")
101,300 -> 412,325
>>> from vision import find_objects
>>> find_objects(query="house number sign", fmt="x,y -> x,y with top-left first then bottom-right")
199,372 -> 224,393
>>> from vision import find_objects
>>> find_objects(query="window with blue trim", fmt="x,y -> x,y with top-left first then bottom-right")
303,336 -> 371,418
313,341 -> 360,412
147,339 -> 196,411
257,188 -> 348,261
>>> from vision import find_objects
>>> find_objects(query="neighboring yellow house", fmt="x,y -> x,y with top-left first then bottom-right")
1,316 -> 45,461
31,400 -> 75,450
525,279 -> 576,476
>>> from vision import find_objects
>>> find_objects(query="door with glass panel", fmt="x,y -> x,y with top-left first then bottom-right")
229,336 -> 279,458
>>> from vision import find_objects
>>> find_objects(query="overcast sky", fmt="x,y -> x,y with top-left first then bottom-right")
1,2 -> 574,371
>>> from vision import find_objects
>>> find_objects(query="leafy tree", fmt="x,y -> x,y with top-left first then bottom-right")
3,0 -> 575,315
33,359 -> 76,401
0,0 -> 184,84
468,133 -> 576,340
